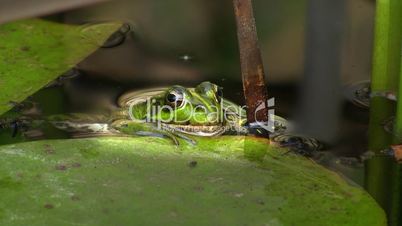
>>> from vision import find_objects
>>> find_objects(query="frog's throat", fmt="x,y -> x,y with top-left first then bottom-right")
160,123 -> 226,137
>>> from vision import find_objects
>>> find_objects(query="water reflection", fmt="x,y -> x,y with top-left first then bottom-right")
178,54 -> 194,63
101,23 -> 132,48
80,22 -> 131,48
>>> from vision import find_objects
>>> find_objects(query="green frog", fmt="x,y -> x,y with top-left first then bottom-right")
111,81 -> 290,145
49,81 -> 288,145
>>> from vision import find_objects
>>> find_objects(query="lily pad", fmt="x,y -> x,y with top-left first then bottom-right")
0,136 -> 386,226
0,19 -> 122,115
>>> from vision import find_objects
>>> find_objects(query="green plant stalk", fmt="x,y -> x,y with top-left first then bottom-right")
365,0 -> 402,225
366,98 -> 395,223
392,23 -> 402,226
370,0 -> 401,92
395,52 -> 402,141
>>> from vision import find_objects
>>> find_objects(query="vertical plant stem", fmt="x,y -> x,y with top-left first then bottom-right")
394,51 -> 402,141
366,0 -> 402,225
232,0 -> 269,135
392,14 -> 402,225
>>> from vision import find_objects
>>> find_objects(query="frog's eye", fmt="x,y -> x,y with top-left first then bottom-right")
166,91 -> 184,108
216,87 -> 223,102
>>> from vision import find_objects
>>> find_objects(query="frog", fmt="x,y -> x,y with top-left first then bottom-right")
46,81 -> 288,145
109,81 -> 289,145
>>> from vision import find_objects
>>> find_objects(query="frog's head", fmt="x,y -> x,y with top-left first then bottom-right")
154,81 -> 223,126
117,81 -> 245,136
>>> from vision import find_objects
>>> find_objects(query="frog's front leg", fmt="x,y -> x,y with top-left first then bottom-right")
135,130 -> 180,146
111,120 -> 184,146
174,132 -> 197,145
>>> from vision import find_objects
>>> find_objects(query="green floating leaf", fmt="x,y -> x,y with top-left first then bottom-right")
0,136 -> 386,226
0,19 -> 122,115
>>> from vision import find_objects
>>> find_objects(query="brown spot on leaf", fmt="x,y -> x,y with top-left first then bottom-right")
255,199 -> 265,205
44,144 -> 55,154
330,206 -> 340,212
44,204 -> 54,209
102,208 -> 109,214
71,162 -> 81,168
45,149 -> 55,155
71,195 -> 80,201
20,46 -> 30,51
188,161 -> 197,168
55,164 -> 67,171
193,186 -> 204,192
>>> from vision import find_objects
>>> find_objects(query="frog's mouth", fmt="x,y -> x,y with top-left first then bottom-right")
160,123 -> 226,136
